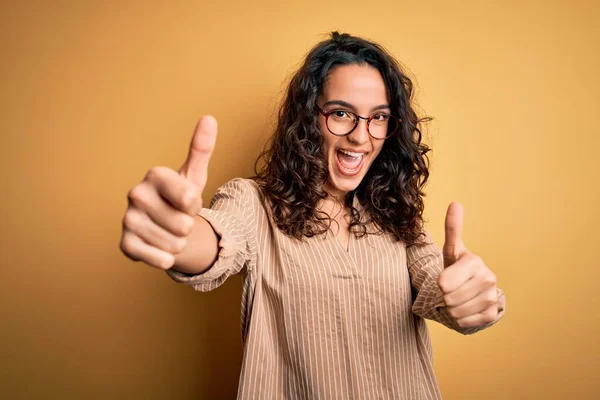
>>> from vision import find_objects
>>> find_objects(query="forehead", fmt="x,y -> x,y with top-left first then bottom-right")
321,64 -> 388,105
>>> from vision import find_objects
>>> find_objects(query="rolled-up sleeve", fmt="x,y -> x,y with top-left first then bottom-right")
407,230 -> 500,335
166,178 -> 258,292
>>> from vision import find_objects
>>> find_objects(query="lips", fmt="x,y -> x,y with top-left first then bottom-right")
335,149 -> 366,176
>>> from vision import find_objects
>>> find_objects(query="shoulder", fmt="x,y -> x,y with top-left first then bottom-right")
217,177 -> 259,194
211,177 -> 265,209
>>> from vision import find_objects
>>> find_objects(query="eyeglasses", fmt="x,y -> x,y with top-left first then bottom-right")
316,105 -> 401,140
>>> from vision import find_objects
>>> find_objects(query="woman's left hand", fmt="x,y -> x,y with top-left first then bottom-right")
437,202 -> 505,329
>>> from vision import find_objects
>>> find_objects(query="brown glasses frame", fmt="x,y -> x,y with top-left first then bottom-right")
316,105 -> 402,140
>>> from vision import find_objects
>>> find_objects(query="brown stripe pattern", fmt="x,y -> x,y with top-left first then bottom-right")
167,178 -> 496,399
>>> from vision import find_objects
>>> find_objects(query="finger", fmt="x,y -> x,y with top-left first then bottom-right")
455,303 -> 499,329
120,230 -> 175,270
442,270 -> 497,307
437,253 -> 480,293
128,181 -> 196,236
444,202 -> 463,246
123,208 -> 188,254
447,286 -> 498,320
141,167 -> 200,215
443,202 -> 464,267
179,116 -> 218,191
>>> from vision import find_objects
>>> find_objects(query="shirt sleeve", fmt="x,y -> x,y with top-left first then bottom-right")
165,178 -> 259,292
407,230 -> 503,335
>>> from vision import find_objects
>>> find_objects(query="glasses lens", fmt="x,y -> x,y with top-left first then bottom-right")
327,111 -> 357,136
369,114 -> 398,139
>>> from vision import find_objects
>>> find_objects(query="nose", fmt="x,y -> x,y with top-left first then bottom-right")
347,119 -> 370,145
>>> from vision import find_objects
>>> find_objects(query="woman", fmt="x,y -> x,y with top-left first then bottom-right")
120,32 -> 506,399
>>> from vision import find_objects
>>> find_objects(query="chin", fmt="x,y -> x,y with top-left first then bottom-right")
330,175 -> 363,191
327,158 -> 371,196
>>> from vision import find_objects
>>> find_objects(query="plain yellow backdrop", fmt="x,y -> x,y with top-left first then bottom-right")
1,1 -> 598,399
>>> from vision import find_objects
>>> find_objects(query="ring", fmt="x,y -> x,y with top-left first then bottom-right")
497,288 -> 504,313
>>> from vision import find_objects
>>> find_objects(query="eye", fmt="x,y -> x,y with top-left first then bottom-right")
372,113 -> 391,122
332,110 -> 352,119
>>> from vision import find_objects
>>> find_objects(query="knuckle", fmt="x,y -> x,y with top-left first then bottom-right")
484,309 -> 497,322
437,274 -> 448,292
471,256 -> 485,273
172,238 -> 187,254
157,253 -> 175,270
483,272 -> 497,285
119,234 -> 136,259
464,252 -> 477,262
181,187 -> 199,210
127,184 -> 147,207
119,236 -> 129,255
145,166 -> 164,181
166,237 -> 184,254
469,255 -> 483,268
457,319 -> 470,329
122,210 -> 139,230
178,215 -> 195,235
442,293 -> 453,306
165,257 -> 175,269
447,307 -> 459,319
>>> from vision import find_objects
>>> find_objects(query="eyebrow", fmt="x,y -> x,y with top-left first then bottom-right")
322,100 -> 391,112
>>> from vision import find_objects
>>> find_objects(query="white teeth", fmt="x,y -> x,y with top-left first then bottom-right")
339,149 -> 364,158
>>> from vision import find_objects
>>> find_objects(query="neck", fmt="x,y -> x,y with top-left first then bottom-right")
323,181 -> 347,204
319,184 -> 349,220
317,198 -> 349,225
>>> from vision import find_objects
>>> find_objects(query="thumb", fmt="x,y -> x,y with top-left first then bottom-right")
179,116 -> 218,191
443,202 -> 465,268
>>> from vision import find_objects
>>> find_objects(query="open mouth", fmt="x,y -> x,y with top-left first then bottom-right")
335,149 -> 366,176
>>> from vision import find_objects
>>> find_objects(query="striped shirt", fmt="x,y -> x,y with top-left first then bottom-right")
167,178 -> 495,399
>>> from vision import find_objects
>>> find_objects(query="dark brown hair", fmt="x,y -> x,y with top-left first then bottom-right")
253,32 -> 431,246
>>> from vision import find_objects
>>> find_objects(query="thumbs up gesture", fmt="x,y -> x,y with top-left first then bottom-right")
120,116 -> 218,270
437,202 -> 505,329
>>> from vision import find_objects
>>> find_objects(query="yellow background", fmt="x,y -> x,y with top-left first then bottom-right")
1,1 -> 598,398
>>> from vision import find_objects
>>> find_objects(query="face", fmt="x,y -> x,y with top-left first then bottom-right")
318,64 -> 388,199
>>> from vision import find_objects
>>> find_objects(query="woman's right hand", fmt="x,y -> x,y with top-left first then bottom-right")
120,116 -> 218,270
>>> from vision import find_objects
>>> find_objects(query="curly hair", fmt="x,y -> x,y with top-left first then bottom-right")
253,32 -> 432,246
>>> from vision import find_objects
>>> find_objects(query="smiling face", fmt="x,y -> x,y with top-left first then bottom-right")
318,64 -> 389,200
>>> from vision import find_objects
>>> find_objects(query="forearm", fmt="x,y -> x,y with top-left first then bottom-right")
170,214 -> 219,275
